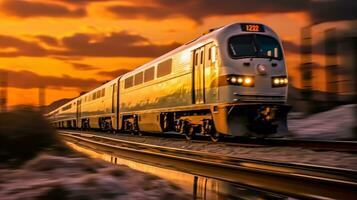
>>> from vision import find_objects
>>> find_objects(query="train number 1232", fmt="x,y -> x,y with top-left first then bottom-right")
246,25 -> 260,32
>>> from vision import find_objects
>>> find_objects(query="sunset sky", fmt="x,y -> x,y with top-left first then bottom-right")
0,0 -> 355,107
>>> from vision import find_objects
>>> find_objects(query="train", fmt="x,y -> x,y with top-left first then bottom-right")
47,22 -> 291,142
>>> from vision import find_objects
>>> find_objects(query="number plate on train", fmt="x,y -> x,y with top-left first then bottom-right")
241,24 -> 264,32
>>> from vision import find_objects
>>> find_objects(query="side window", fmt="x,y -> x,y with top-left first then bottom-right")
97,90 -> 101,98
134,72 -> 143,85
92,92 -> 96,100
157,58 -> 172,78
144,67 -> 155,82
62,104 -> 72,111
102,88 -> 105,97
125,76 -> 133,89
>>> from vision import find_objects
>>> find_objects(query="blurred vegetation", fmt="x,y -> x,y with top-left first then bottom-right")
108,168 -> 126,177
0,107 -> 59,165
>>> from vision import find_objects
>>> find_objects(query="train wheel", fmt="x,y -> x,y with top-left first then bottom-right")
132,116 -> 140,136
176,120 -> 183,133
184,125 -> 196,140
123,120 -> 133,133
210,131 -> 223,143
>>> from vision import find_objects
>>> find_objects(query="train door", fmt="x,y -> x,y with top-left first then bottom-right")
193,47 -> 205,104
112,83 -> 118,129
76,99 -> 82,128
112,83 -> 116,113
204,43 -> 219,103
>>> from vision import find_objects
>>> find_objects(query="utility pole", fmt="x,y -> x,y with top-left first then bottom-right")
0,71 -> 8,112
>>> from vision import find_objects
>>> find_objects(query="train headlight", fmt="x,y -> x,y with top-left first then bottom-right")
230,77 -> 237,83
273,78 -> 280,85
272,76 -> 288,87
227,75 -> 254,87
237,77 -> 243,84
244,77 -> 252,85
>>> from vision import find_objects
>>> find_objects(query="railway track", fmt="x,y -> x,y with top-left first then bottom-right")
58,130 -> 357,199
58,129 -> 357,152
251,137 -> 357,152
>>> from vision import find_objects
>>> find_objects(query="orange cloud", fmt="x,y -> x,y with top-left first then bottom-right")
0,31 -> 181,58
106,0 -> 357,25
0,69 -> 101,90
0,0 -> 86,18
0,34 -> 47,57
69,62 -> 99,71
60,31 -> 181,57
53,0 -> 113,6
107,0 -> 309,23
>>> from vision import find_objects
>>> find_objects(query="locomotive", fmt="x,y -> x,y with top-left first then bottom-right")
47,23 -> 291,142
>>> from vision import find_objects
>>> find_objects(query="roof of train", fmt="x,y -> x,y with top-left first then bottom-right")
120,22 -> 277,78
49,77 -> 120,114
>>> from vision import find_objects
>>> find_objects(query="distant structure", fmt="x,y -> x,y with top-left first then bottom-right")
300,25 -> 313,100
0,71 -> 8,112
299,20 -> 357,112
39,86 -> 45,110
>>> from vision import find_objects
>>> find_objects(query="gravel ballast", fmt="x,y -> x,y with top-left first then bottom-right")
83,132 -> 357,170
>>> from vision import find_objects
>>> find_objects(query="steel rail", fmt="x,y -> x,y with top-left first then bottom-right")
58,129 -> 357,152
58,130 -> 357,200
255,138 -> 357,152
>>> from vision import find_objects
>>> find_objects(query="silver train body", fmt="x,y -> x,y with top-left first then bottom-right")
47,23 -> 291,140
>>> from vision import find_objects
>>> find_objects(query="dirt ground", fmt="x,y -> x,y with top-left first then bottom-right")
0,154 -> 189,200
289,104 -> 356,140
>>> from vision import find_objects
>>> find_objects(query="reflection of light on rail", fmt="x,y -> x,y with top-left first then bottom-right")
66,142 -> 103,159
66,141 -> 196,195
241,162 -> 294,173
65,141 -> 287,200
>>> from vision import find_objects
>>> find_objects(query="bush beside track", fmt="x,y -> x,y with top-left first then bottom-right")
0,108 -> 59,164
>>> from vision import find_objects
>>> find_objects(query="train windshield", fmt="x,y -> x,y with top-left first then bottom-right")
228,34 -> 283,60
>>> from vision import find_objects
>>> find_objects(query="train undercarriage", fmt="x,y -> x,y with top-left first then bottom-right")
120,103 -> 291,142
53,104 -> 290,142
